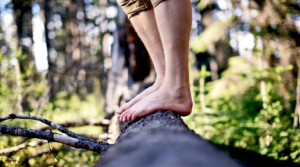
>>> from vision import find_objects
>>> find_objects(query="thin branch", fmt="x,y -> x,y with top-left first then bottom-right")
0,114 -> 89,140
0,133 -> 111,154
39,119 -> 110,131
0,125 -> 110,153
0,140 -> 47,154
15,119 -> 110,146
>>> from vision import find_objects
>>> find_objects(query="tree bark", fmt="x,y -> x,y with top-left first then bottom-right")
95,110 -> 244,167
0,114 -> 111,153
0,125 -> 110,153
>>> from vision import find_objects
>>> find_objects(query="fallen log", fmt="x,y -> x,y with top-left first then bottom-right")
95,110 -> 244,167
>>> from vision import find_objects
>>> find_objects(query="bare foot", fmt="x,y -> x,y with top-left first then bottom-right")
116,78 -> 163,115
118,85 -> 193,122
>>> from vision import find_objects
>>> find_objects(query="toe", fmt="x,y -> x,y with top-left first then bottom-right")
116,106 -> 125,114
121,109 -> 130,122
131,113 -> 139,120
117,93 -> 145,114
118,113 -> 128,122
125,110 -> 134,122
117,114 -> 123,121
117,101 -> 133,114
121,114 -> 126,122
126,111 -> 135,121
123,113 -> 129,122
124,115 -> 130,122
128,112 -> 134,121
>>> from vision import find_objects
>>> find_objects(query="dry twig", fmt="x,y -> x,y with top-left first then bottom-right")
39,119 -> 110,131
0,125 -> 110,153
1,114 -> 88,140
0,140 -> 47,154
0,114 -> 111,153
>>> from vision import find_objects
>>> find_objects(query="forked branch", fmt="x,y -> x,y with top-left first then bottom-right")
0,114 -> 111,154
0,125 -> 110,153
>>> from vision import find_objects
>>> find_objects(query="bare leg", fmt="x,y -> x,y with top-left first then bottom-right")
119,0 -> 193,122
116,8 -> 165,115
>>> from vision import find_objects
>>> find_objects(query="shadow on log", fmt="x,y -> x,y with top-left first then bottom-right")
95,110 -> 244,167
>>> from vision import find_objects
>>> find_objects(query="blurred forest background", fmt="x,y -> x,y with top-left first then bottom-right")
0,0 -> 300,166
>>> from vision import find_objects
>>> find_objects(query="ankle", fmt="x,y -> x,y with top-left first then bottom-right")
155,71 -> 165,79
154,74 -> 164,84
160,83 -> 191,99
160,84 -> 193,113
161,77 -> 189,89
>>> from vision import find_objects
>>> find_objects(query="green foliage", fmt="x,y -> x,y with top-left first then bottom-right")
190,19 -> 233,53
197,0 -> 211,10
185,56 -> 300,163
0,50 -> 104,166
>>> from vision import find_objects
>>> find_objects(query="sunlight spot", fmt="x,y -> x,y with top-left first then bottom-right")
84,0 -> 92,3
32,11 -> 48,71
95,17 -> 103,25
230,39 -> 238,50
48,31 -> 56,39
1,46 -> 7,53
234,8 -> 242,16
241,0 -> 249,7
93,27 -> 100,36
192,20 -> 197,29
33,43 -> 48,71
10,58 -> 17,65
49,48 -> 57,60
20,37 -> 32,47
3,13 -> 13,28
85,4 -> 93,12
32,3 -> 40,15
55,20 -> 62,29
107,21 -> 116,31
77,11 -> 84,20
79,23 -> 85,32
251,10 -> 258,18
237,31 -> 254,59
295,18 -> 300,33
53,14 -> 61,21
106,6 -> 117,18
216,0 -> 228,10
47,22 -> 55,30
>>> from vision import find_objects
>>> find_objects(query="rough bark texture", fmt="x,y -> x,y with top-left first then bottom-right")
0,125 -> 110,153
95,110 -> 244,167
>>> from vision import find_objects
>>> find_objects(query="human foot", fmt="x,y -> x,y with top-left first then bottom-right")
116,78 -> 163,115
118,85 -> 193,122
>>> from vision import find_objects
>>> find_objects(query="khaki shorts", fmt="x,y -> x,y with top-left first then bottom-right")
117,0 -> 166,18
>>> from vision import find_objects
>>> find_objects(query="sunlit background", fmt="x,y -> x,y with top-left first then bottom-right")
0,0 -> 300,166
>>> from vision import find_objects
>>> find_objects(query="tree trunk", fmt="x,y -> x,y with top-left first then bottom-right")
95,110 -> 244,167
